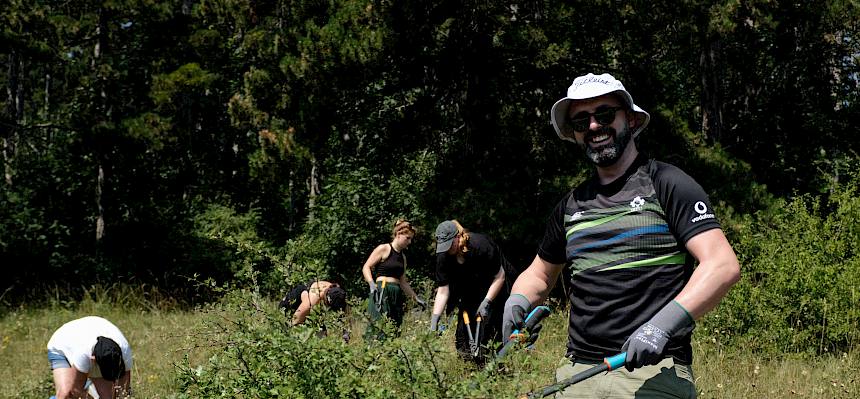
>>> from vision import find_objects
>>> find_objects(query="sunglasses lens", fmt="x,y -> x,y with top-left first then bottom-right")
570,117 -> 589,132
595,108 -> 618,125
567,107 -> 621,134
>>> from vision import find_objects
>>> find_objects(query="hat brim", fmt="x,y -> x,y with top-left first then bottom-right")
435,238 -> 454,254
551,91 -> 650,142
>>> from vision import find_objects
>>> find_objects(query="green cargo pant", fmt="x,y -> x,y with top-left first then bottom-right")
553,357 -> 696,399
364,281 -> 404,341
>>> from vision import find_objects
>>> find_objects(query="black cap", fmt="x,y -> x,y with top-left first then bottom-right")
93,336 -> 125,381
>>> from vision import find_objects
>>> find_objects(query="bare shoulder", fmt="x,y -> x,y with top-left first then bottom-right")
374,243 -> 392,258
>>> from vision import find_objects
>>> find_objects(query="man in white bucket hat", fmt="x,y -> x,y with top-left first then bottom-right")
502,73 -> 741,398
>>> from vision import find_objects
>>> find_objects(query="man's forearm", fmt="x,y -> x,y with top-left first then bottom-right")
511,255 -> 563,305
511,272 -> 552,305
675,255 -> 740,319
677,229 -> 741,319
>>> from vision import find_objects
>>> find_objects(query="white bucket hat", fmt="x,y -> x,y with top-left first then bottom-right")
550,73 -> 650,142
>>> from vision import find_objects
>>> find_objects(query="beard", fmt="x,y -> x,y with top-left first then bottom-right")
580,124 -> 632,167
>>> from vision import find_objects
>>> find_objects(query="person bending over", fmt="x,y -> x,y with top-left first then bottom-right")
47,316 -> 133,399
279,279 -> 347,325
431,220 -> 512,361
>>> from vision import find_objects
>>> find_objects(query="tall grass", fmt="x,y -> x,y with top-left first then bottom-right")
2,286 -> 858,398
693,341 -> 858,398
0,284 -> 213,399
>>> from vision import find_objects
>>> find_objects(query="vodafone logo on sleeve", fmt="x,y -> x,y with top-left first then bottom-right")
691,201 -> 715,223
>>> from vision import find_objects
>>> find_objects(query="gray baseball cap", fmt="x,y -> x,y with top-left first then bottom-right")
434,221 -> 458,253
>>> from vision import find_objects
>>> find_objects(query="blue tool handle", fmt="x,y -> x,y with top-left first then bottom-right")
604,352 -> 626,371
529,352 -> 628,398
526,305 -> 550,324
511,305 -> 551,335
498,305 -> 551,358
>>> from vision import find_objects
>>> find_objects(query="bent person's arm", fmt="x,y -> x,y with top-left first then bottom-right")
292,290 -> 321,325
484,266 -> 505,302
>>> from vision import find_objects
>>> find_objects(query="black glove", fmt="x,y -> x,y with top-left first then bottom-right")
621,301 -> 693,371
476,297 -> 492,319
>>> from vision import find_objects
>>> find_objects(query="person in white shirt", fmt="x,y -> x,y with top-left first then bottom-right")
47,316 -> 133,399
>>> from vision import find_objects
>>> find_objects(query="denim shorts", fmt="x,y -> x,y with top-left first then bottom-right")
47,349 -> 70,369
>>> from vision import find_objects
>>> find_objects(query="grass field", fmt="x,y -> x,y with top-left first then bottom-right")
1,289 -> 857,398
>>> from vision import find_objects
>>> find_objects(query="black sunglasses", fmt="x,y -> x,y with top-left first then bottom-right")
568,106 -> 624,133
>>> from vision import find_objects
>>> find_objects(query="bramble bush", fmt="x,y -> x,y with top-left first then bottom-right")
174,290 -> 559,399
702,177 -> 860,355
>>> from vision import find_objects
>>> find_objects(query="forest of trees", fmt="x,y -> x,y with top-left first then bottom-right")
2,0 -> 859,305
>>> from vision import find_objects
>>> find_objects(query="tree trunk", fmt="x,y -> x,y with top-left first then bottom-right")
96,164 -> 106,240
307,154 -> 321,222
3,49 -> 23,186
43,72 -> 51,119
288,169 -> 295,234
94,8 -> 109,242
700,35 -> 724,143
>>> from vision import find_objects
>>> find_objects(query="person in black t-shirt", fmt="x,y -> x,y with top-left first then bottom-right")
361,219 -> 426,338
431,220 -> 511,361
501,73 -> 741,398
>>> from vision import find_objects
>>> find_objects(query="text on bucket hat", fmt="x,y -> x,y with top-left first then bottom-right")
550,73 -> 650,142
93,336 -> 125,381
434,221 -> 458,254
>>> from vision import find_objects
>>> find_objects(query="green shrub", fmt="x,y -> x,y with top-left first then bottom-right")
175,290 -> 558,399
702,178 -> 860,355
192,204 -> 283,294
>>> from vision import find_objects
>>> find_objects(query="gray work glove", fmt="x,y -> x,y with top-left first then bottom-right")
502,294 -> 534,344
415,296 -> 427,311
476,297 -> 492,319
430,313 -> 442,331
368,281 -> 377,296
621,301 -> 694,371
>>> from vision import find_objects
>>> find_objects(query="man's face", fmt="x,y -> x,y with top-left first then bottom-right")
567,94 -> 635,167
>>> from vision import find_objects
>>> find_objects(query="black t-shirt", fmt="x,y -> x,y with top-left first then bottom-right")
538,155 -> 721,363
435,232 -> 507,311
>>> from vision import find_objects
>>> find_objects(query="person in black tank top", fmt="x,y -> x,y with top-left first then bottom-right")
361,219 -> 426,339
278,280 -> 347,325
